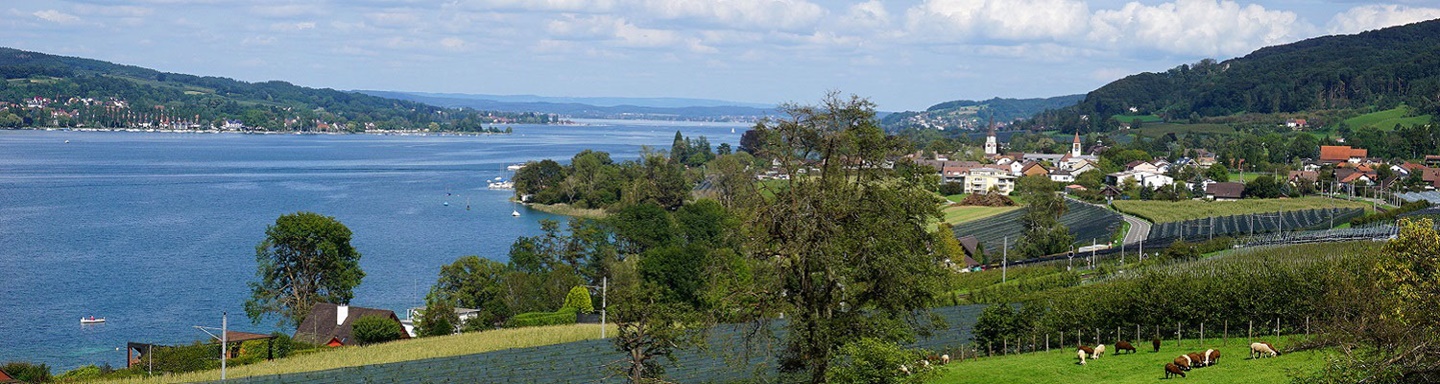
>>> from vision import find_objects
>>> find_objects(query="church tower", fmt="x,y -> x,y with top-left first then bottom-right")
984,117 -> 998,156
1071,131 -> 1083,157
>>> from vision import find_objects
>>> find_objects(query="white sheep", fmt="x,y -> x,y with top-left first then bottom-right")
941,354 -> 951,365
1250,342 -> 1278,358
1077,349 -> 1087,365
1092,344 -> 1105,359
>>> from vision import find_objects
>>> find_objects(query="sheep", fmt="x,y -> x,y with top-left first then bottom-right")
1093,344 -> 1106,359
1115,340 -> 1137,354
1251,342 -> 1279,359
900,364 -> 911,375
1078,345 -> 1095,357
1164,362 -> 1186,378
1174,355 -> 1192,371
1077,349 -> 1088,365
1263,341 -> 1282,356
941,354 -> 951,365
1152,337 -> 1162,352
1204,349 -> 1220,366
1187,352 -> 1205,368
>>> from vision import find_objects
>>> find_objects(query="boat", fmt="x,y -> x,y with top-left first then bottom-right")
506,164 -> 524,171
487,180 -> 514,190
80,316 -> 105,324
512,209 -> 520,217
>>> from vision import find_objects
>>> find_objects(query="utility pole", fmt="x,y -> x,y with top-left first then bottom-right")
221,312 -> 227,380
601,277 -> 607,339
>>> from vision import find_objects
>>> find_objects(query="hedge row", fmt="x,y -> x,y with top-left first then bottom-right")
968,270 -> 1081,304
504,307 -> 578,328
1353,200 -> 1432,226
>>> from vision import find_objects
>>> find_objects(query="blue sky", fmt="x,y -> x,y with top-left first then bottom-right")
4,1 -> 1440,111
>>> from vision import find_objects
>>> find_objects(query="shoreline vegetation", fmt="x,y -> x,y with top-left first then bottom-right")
520,202 -> 608,219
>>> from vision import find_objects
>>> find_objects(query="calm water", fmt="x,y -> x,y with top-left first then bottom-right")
0,120 -> 745,371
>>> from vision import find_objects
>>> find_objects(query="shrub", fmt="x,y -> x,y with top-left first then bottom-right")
563,286 -> 595,314
939,182 -> 966,196
505,307 -> 578,328
144,343 -> 220,374
1,362 -> 51,383
55,364 -> 104,381
826,338 -> 932,384
352,315 -> 404,345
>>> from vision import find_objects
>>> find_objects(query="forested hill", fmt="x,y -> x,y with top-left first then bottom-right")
1057,18 -> 1440,132
880,95 -> 1083,131
0,47 -> 557,131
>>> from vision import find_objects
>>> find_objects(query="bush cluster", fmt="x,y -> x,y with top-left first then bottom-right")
505,307 -> 579,328
1352,200 -> 1431,226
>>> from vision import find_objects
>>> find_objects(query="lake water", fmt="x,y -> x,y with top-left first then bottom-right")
0,120 -> 746,371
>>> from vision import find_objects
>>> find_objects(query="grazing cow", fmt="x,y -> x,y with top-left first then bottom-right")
1251,342 -> 1279,359
941,354 -> 951,365
1077,349 -> 1088,365
1187,352 -> 1205,368
1153,337 -> 1162,352
1204,349 -> 1220,366
1165,363 -> 1186,378
1115,340 -> 1136,354
1263,341 -> 1282,356
1174,355 -> 1192,371
1093,344 -> 1106,359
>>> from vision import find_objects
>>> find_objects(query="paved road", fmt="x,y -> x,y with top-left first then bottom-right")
1121,214 -> 1151,244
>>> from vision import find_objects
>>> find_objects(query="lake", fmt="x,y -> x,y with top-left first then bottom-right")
0,120 -> 746,371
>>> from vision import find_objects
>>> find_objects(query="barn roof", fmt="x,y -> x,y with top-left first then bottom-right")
1206,182 -> 1246,199
1319,146 -> 1367,162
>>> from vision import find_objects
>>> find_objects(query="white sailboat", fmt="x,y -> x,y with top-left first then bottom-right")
511,202 -> 520,217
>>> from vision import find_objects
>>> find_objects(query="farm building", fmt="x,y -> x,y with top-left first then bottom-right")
1206,182 -> 1246,201
1319,145 -> 1368,164
295,303 -> 409,347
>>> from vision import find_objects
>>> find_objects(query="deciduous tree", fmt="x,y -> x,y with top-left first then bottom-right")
244,211 -> 364,328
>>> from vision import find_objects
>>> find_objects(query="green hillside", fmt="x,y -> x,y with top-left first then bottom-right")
1032,18 -> 1440,133
1344,105 -> 1433,131
0,47 -> 556,131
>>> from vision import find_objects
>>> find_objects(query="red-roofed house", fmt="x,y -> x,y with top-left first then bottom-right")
295,303 -> 410,347
1319,146 -> 1368,164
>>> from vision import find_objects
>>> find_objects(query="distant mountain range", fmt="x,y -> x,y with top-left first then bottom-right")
0,47 -> 555,131
1044,18 -> 1440,133
880,95 -> 1084,132
358,90 -> 776,122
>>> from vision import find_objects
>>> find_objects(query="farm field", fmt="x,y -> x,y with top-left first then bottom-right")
1344,106 -> 1432,130
931,339 -> 1325,384
1113,197 -> 1372,223
952,201 -> 1123,257
95,323 -> 616,383
941,204 -> 1023,225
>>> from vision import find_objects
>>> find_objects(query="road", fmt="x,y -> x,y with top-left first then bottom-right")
1121,214 -> 1151,244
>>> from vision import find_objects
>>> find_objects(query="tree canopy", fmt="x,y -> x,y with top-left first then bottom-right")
244,211 -> 364,328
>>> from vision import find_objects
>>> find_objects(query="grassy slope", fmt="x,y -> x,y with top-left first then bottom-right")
1130,123 -> 1235,138
1345,106 -> 1432,131
1112,196 -> 1372,223
96,323 -> 615,384
933,340 -> 1324,384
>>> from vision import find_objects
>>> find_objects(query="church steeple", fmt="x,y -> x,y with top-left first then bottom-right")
1071,130 -> 1082,157
984,117 -> 998,156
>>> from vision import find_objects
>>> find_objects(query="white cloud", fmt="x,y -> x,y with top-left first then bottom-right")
840,1 -> 891,32
464,0 -> 617,13
1087,0 -> 1307,56
270,21 -> 316,32
439,37 -> 466,50
366,11 -> 422,27
639,0 -> 826,31
1327,4 -> 1440,35
34,9 -> 81,24
248,4 -> 324,18
905,0 -> 1091,41
71,5 -> 153,18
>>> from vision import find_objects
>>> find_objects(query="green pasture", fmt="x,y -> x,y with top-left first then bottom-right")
1344,106 -> 1432,131
932,339 -> 1325,383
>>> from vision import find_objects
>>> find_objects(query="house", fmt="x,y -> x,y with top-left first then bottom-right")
1288,170 -> 1319,185
403,307 -> 484,337
1101,185 -> 1123,203
1069,159 -> 1099,175
1319,146 -> 1368,164
1285,118 -> 1308,129
1021,162 -> 1050,177
1049,169 -> 1075,183
295,303 -> 410,347
964,168 -> 1017,195
955,235 -> 983,270
1206,182 -> 1246,201
1125,160 -> 1161,174
1426,155 -> 1440,167
1107,170 -> 1174,189
0,368 -> 17,384
1065,184 -> 1088,193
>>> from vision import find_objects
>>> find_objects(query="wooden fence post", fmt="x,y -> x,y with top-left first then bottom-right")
1176,322 -> 1181,347
1224,320 -> 1228,346
1249,320 -> 1253,341
1200,323 -> 1204,346
1046,333 -> 1050,352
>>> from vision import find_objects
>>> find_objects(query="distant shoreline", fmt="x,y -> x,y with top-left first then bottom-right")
2,126 -> 520,136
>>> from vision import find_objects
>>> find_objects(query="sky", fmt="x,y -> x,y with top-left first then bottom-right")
4,1 -> 1440,111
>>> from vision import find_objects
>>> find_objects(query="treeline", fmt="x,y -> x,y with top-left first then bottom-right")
0,47 -> 556,130
512,132 -> 735,210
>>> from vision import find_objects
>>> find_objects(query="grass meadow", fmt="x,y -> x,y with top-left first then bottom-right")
95,323 -> 616,383
931,338 -> 1324,383
1112,197 -> 1372,223
1344,106 -> 1432,131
